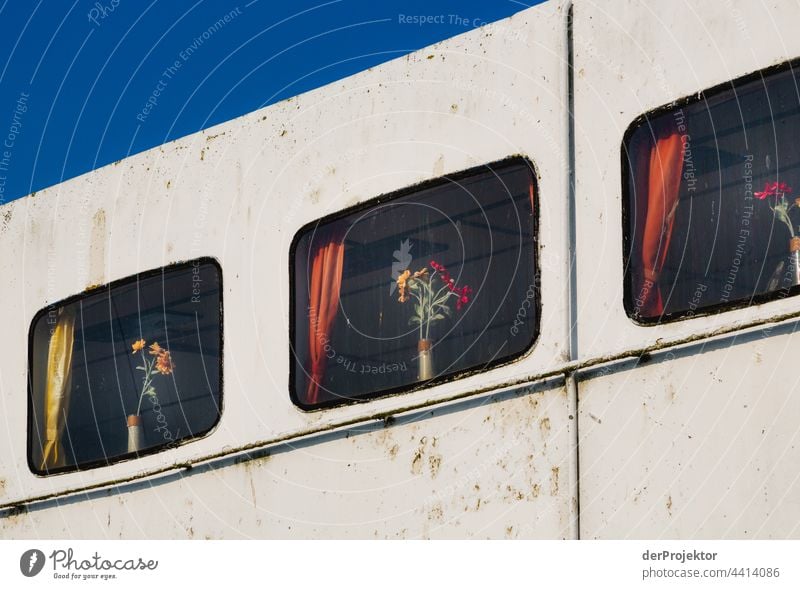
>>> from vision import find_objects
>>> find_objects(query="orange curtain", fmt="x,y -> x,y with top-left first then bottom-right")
635,124 -> 685,317
305,228 -> 345,405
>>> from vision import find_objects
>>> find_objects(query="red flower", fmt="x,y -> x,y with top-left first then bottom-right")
755,181 -> 792,200
430,259 -> 471,310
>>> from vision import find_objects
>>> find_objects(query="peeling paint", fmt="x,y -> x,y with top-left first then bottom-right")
550,467 -> 559,496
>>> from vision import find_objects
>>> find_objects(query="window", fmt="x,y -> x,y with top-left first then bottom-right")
623,61 -> 800,323
28,258 -> 222,475
291,158 -> 538,409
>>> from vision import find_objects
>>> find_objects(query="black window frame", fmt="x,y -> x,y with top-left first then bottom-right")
621,57 -> 800,325
289,156 -> 541,411
26,256 -> 224,476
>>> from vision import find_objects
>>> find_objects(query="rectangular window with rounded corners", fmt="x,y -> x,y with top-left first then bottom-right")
291,157 -> 538,410
623,60 -> 800,323
28,258 -> 222,475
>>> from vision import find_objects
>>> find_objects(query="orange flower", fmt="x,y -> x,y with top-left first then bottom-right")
396,269 -> 411,303
148,342 -> 164,356
396,269 -> 410,287
131,339 -> 146,354
412,268 -> 428,279
155,350 -> 175,375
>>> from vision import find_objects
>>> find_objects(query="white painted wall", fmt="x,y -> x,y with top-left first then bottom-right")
573,0 -> 800,538
4,0 -> 799,539
0,1 -> 575,538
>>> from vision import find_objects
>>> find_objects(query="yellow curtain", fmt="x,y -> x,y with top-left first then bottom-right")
40,309 -> 75,470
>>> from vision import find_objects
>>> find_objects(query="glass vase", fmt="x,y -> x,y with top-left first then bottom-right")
127,414 -> 144,453
767,237 -> 800,292
417,339 -> 434,380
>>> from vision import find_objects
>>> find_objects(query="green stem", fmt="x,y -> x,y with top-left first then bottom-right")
775,206 -> 795,238
408,287 -> 424,340
135,355 -> 154,416
425,273 -> 437,341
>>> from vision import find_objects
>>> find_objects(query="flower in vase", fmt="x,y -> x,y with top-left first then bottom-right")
397,260 -> 472,340
155,350 -> 175,375
753,180 -> 800,240
131,339 -> 176,417
396,270 -> 411,303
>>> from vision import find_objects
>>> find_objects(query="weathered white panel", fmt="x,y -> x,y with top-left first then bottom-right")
579,325 -> 800,539
573,0 -> 800,360
0,1 -> 572,532
2,382 -> 575,539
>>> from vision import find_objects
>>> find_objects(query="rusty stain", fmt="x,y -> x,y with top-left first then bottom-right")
429,503 -> 444,522
200,148 -> 205,161
388,444 -> 399,459
426,54 -> 435,60
280,129 -> 287,137
550,467 -> 559,496
450,103 -> 458,113
411,449 -> 424,475
531,483 -> 541,498
166,180 -> 171,189
539,417 -> 551,435
666,494 -> 673,515
632,486 -> 646,504
428,454 -> 442,478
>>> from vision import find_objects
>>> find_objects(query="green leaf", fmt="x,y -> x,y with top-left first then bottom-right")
151,370 -> 161,375
432,314 -> 445,321
409,316 -> 421,325
135,366 -> 146,371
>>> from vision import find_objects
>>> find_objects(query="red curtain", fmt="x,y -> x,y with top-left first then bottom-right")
305,228 -> 345,405
634,124 -> 685,317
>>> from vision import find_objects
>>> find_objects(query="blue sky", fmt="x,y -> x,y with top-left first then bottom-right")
0,0 -> 546,204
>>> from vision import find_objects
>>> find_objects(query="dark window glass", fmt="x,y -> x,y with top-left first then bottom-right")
291,158 -> 538,409
28,259 -> 222,474
624,63 -> 800,323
